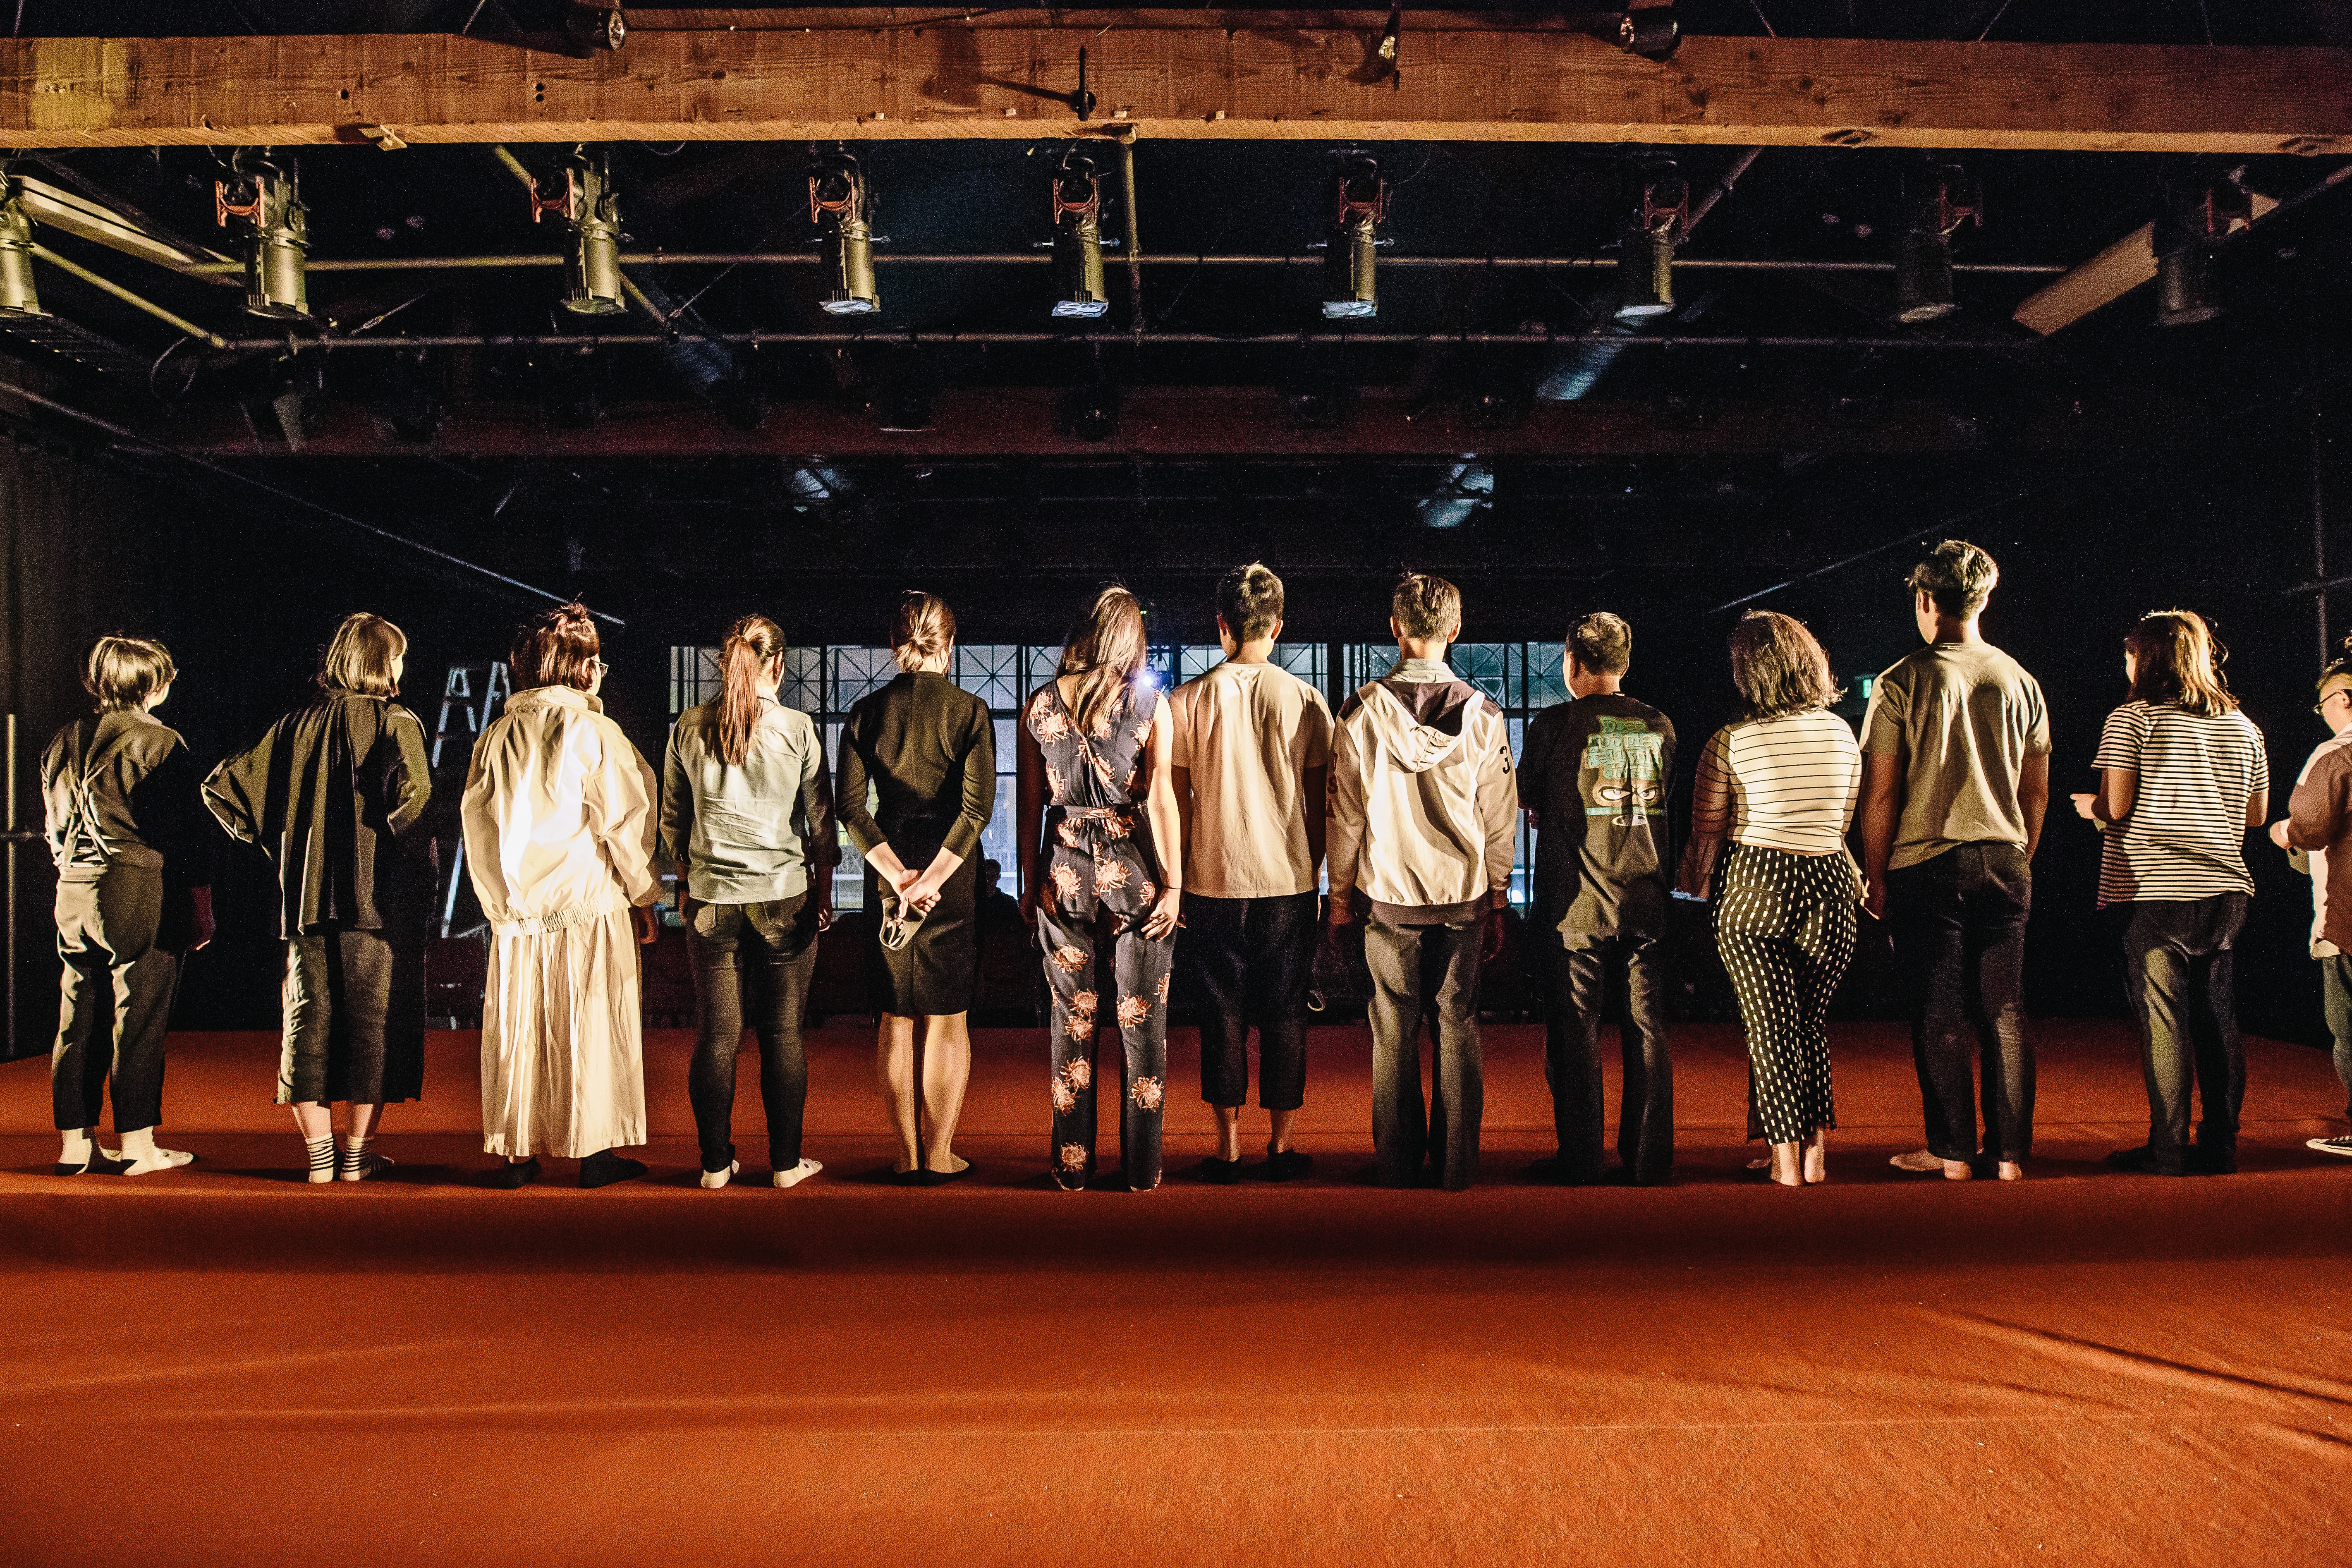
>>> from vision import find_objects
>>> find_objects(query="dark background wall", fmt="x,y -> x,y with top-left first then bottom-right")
2,401 -> 2342,1056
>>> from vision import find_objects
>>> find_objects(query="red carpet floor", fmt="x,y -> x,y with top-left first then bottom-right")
3,1019 -> 2349,1567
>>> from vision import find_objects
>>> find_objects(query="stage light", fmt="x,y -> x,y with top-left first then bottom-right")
2155,177 -> 2251,328
1893,162 -> 1982,325
810,153 -> 879,317
215,149 -> 311,320
1050,153 -> 1110,321
1418,458 -> 1493,529
1322,156 -> 1388,321
1617,167 -> 1687,321
0,174 -> 42,318
528,146 -> 625,317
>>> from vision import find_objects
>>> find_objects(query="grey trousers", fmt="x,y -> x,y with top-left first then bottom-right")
2120,893 -> 2246,1168
52,868 -> 180,1133
1365,918 -> 1483,1190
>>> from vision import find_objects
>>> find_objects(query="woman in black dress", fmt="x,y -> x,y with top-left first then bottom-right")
206,613 -> 435,1183
837,592 -> 996,1183
1017,587 -> 1184,1191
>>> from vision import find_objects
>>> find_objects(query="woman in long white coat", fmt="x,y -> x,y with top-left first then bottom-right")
462,602 -> 661,1189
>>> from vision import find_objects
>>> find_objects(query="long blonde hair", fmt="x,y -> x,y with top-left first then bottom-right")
1058,586 -> 1148,737
715,613 -> 785,766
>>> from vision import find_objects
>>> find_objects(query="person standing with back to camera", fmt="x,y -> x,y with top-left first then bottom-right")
462,602 -> 662,1190
1018,586 -> 1184,1192
661,613 -> 838,1191
1168,562 -> 1332,1184
42,634 -> 215,1177
836,591 -> 995,1185
204,612 -> 435,1185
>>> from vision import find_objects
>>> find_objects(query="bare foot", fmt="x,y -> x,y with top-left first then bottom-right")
1996,1160 -> 2025,1182
1801,1130 -> 1828,1185
1770,1141 -> 1804,1187
1941,1159 -> 1974,1181
1889,1148 -> 1943,1173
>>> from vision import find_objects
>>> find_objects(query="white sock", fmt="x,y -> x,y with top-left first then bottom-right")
773,1157 -> 823,1189
117,1127 -> 196,1175
58,1128 -> 93,1164
699,1159 -> 739,1191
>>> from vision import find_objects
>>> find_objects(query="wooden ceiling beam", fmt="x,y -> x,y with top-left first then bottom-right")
3,22 -> 2347,153
153,388 -> 2200,460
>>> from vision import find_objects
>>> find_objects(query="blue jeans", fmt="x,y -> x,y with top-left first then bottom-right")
2120,893 -> 2247,1170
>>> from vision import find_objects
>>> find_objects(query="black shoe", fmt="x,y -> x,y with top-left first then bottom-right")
1263,1149 -> 1313,1183
2188,1141 -> 2237,1175
578,1151 -> 646,1189
1196,1156 -> 1243,1185
2105,1145 -> 2190,1177
487,1157 -> 541,1190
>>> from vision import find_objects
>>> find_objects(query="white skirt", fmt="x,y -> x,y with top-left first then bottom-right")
479,907 -> 646,1159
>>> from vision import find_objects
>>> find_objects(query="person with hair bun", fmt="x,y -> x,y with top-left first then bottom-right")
1017,585 -> 1184,1192
205,612 -> 435,1183
837,591 -> 995,1183
461,602 -> 662,1190
660,613 -> 837,1190
41,634 -> 215,1176
1675,610 -> 1862,1188
2073,609 -> 2267,1176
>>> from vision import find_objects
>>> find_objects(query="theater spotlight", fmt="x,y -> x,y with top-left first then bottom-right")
1893,161 -> 1982,325
1051,152 -> 1110,321
1322,156 -> 1388,321
0,172 -> 42,317
2155,176 -> 2252,328
811,153 -> 879,317
528,146 -> 625,316
1617,166 -> 1687,321
1418,458 -> 1493,529
215,149 -> 311,320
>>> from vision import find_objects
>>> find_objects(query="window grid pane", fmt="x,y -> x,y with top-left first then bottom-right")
1179,644 -> 1223,683
1273,643 -> 1328,686
781,646 -> 824,714
955,643 -> 1021,711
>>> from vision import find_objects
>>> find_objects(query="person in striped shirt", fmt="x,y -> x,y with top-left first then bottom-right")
1675,611 -> 1863,1188
2071,610 -> 2268,1177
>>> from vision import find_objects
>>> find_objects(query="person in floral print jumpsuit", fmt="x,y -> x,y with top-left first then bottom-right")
1018,589 -> 1185,1191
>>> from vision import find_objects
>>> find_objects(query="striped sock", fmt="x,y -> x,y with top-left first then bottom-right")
337,1137 -> 385,1182
304,1135 -> 336,1184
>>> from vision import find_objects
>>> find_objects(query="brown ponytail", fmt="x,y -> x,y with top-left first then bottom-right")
1058,586 -> 1148,738
716,613 -> 787,766
892,590 -> 956,668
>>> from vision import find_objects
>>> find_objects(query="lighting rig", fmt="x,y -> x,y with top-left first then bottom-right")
811,152 -> 880,317
1322,155 -> 1389,321
0,172 -> 40,317
1616,161 -> 1687,321
1051,151 -> 1111,321
1893,161 -> 1983,325
215,149 -> 311,320
530,146 -> 627,316
2155,172 -> 2254,327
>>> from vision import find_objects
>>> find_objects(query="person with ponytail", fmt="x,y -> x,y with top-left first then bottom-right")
1016,587 -> 1184,1192
660,614 -> 837,1190
836,591 -> 995,1183
2072,609 -> 2267,1177
461,603 -> 662,1190
205,612 -> 435,1184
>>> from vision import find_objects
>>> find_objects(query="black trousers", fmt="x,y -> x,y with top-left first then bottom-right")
279,925 -> 426,1106
2323,953 -> 2352,1126
2120,893 -> 2247,1170
1544,935 -> 1672,1183
1365,919 -> 1483,1190
1187,890 -> 1318,1112
686,894 -> 819,1172
51,868 -> 181,1133
1885,842 -> 2034,1163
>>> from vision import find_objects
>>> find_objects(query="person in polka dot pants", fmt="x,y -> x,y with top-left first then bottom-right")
1677,611 -> 1864,1187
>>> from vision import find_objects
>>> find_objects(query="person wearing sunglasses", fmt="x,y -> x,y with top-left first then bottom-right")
2274,653 -> 2352,1161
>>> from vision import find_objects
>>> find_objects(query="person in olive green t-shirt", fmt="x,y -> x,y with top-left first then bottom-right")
1858,540 -> 2052,1183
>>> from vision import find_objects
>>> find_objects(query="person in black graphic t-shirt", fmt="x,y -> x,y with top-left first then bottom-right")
1517,612 -> 1678,1185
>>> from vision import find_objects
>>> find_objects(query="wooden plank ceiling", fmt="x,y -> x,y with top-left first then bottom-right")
0,15 -> 2346,153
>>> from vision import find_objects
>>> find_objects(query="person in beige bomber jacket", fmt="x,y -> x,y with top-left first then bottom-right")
1327,574 -> 1517,1190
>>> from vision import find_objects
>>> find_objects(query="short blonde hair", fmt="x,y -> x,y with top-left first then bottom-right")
84,635 -> 176,713
319,613 -> 407,698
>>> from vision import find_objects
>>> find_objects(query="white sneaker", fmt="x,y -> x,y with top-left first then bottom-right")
773,1158 -> 823,1189
2308,1135 -> 2352,1158
700,1159 -> 741,1190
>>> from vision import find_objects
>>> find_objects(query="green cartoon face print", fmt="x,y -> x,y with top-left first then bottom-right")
1585,716 -> 1664,828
